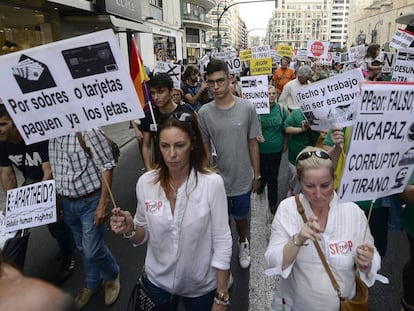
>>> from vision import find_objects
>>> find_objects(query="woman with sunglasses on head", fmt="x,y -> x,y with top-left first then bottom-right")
110,112 -> 232,311
265,146 -> 381,311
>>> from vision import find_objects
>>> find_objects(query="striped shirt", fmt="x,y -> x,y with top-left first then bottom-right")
49,128 -> 115,198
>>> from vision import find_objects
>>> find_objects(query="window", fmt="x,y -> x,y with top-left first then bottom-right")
150,0 -> 162,7
186,28 -> 200,43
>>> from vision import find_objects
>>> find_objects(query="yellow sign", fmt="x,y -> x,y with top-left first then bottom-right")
250,57 -> 272,76
240,49 -> 252,61
277,45 -> 293,58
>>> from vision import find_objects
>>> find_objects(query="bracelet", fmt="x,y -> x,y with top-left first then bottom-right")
123,223 -> 137,239
292,234 -> 308,247
214,297 -> 230,306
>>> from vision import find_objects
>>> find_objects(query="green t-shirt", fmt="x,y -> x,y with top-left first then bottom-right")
403,173 -> 414,238
258,103 -> 286,154
285,109 -> 320,165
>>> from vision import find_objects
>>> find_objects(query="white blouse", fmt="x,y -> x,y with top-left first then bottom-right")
265,193 -> 381,311
134,169 -> 232,297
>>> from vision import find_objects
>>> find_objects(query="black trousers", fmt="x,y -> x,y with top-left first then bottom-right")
259,152 -> 282,209
403,234 -> 414,305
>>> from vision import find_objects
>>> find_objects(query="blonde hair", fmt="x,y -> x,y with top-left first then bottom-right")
296,146 -> 334,180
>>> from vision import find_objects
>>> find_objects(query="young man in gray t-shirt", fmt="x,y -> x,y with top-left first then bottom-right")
198,59 -> 261,270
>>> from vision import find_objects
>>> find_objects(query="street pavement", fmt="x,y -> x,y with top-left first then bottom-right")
1,121 -> 410,311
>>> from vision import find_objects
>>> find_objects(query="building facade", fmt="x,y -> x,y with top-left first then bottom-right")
347,0 -> 414,49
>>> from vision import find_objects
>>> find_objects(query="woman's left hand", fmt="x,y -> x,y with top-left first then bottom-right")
356,243 -> 374,271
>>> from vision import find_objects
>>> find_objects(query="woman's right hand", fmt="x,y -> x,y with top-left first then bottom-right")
110,207 -> 133,235
297,215 -> 323,244
331,126 -> 344,148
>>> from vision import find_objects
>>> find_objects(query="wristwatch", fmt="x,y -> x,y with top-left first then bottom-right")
123,223 -> 137,239
253,175 -> 262,181
292,234 -> 307,247
215,291 -> 230,304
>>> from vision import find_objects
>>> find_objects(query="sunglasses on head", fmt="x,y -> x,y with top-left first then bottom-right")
296,150 -> 331,165
169,112 -> 192,123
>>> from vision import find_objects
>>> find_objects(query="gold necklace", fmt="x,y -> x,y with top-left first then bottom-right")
168,181 -> 178,199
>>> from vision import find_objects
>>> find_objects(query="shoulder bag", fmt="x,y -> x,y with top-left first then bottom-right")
127,274 -> 160,311
295,195 -> 369,311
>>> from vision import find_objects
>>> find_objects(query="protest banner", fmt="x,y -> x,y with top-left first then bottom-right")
213,51 -> 230,61
347,44 -> 365,63
391,49 -> 414,82
199,54 -> 210,74
277,44 -> 293,58
294,69 -> 364,130
240,75 -> 270,114
381,52 -> 396,73
5,180 -> 57,232
0,29 -> 144,145
306,40 -> 329,59
239,49 -> 252,61
154,61 -> 181,89
226,57 -> 242,74
295,49 -> 307,61
250,57 -> 272,76
390,28 -> 414,50
252,45 -> 271,59
338,82 -> 414,202
0,214 -> 17,248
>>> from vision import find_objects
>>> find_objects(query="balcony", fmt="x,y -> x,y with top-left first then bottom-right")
183,13 -> 213,29
187,0 -> 216,11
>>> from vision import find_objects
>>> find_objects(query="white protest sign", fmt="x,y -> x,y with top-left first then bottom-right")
213,51 -> 230,61
347,45 -> 365,63
390,28 -> 414,50
226,57 -> 242,74
338,82 -> 414,202
240,75 -> 269,114
199,54 -> 210,74
296,49 -> 307,61
0,214 -> 17,249
6,180 -> 57,232
154,61 -> 182,89
0,29 -> 144,145
306,40 -> 329,59
251,45 -> 271,59
391,49 -> 414,82
295,69 -> 364,130
381,52 -> 396,73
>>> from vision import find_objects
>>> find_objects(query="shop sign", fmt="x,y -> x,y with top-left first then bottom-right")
105,0 -> 142,23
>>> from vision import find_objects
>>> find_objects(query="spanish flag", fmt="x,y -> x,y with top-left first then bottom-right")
130,35 -> 149,108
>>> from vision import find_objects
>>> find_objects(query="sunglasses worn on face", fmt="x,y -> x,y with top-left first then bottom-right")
169,112 -> 192,123
206,77 -> 227,87
296,150 -> 331,165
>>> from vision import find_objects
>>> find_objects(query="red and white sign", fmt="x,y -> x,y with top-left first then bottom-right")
307,40 -> 329,59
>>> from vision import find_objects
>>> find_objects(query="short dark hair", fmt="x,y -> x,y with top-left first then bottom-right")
0,104 -> 10,118
148,73 -> 173,90
206,59 -> 229,76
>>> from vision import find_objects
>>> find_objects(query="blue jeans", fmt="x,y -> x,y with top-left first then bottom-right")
61,191 -> 119,288
143,277 -> 215,311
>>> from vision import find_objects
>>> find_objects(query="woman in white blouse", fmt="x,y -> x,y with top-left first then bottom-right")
110,112 -> 232,311
265,146 -> 381,311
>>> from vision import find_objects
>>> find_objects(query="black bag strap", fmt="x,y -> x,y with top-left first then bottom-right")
76,132 -> 92,158
294,194 -> 342,298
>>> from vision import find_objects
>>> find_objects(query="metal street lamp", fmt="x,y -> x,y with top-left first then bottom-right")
216,0 -> 276,52
371,20 -> 383,44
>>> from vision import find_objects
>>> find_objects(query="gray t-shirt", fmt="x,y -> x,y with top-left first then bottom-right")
198,97 -> 261,196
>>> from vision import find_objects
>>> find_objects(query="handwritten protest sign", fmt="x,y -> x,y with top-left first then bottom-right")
0,214 -> 17,248
250,58 -> 272,76
154,61 -> 181,89
0,29 -> 144,145
391,49 -> 414,82
277,45 -> 293,58
199,54 -> 210,74
240,75 -> 269,114
294,69 -> 364,130
338,82 -> 414,202
381,52 -> 396,73
6,180 -> 57,232
347,45 -> 365,63
390,28 -> 414,50
240,49 -> 252,61
226,57 -> 242,74
252,45 -> 271,59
